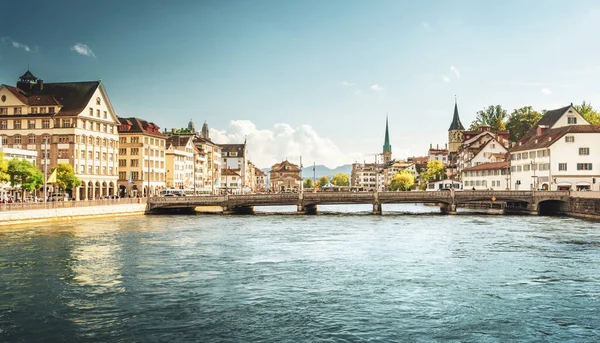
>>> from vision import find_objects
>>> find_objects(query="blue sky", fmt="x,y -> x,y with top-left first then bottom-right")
2,0 -> 600,168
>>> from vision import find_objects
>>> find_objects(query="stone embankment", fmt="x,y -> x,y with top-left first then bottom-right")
0,199 -> 147,226
567,191 -> 600,220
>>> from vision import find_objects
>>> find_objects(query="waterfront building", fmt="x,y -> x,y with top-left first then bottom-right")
269,160 -> 302,192
462,161 -> 510,190
509,104 -> 600,191
117,117 -> 166,197
456,124 -> 511,180
0,70 -> 119,200
253,165 -> 267,192
165,136 -> 195,190
220,141 -> 250,191
351,162 -> 383,191
192,146 -> 207,194
220,168 -> 242,194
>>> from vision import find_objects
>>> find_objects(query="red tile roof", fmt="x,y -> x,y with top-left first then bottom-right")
510,125 -> 600,152
463,161 -> 509,172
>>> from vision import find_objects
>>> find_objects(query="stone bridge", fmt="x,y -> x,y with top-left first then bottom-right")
146,190 -> 571,215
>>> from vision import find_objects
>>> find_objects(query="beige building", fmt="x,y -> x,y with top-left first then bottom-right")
220,168 -> 242,194
269,160 -> 302,192
253,165 -> 267,192
165,136 -> 195,190
0,70 -> 119,200
117,117 -> 166,197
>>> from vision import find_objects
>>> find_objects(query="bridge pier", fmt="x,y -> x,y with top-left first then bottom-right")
297,203 -> 318,215
223,206 -> 255,215
373,203 -> 382,215
440,203 -> 457,215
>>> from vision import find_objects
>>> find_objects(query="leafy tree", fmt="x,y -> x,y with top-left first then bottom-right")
317,176 -> 329,187
331,173 -> 349,186
7,159 -> 43,199
52,163 -> 82,191
469,105 -> 508,131
419,160 -> 446,190
505,106 -> 542,142
575,101 -> 600,125
0,153 -> 9,183
303,179 -> 313,189
389,170 -> 415,191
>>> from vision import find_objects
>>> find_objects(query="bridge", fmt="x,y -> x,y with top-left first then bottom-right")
146,190 -> 571,215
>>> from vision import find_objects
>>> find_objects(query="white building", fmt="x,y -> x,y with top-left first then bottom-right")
220,168 -> 242,194
351,162 -> 384,191
165,136 -> 195,190
462,161 -> 510,190
456,129 -> 511,179
220,142 -> 249,189
509,104 -> 600,191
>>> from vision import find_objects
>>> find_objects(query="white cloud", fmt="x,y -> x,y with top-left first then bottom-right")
71,43 -> 96,57
371,84 -> 384,91
12,41 -> 31,52
541,88 -> 552,95
210,120 -> 350,169
450,65 -> 460,78
341,81 -> 355,87
442,75 -> 451,83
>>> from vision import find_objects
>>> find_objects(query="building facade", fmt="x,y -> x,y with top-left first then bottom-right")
269,160 -> 302,192
165,136 -> 195,190
0,70 -> 119,200
462,161 -> 510,190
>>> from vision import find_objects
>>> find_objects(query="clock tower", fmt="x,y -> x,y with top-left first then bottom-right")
448,98 -> 465,153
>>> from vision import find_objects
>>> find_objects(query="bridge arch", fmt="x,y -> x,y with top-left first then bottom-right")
537,200 -> 568,216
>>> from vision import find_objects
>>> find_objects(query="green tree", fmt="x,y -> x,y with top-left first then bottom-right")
469,105 -> 508,131
0,153 -> 9,183
317,176 -> 329,187
419,160 -> 446,190
331,173 -> 349,186
389,170 -> 415,191
303,178 -> 313,189
505,106 -> 542,142
52,163 -> 82,192
575,101 -> 600,125
7,159 -> 44,199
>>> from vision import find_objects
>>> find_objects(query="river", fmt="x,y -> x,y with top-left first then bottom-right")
1,204 -> 599,342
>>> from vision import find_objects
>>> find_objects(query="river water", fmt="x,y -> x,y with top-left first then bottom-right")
1,204 -> 599,342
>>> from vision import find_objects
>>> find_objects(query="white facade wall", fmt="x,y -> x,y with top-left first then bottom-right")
463,169 -> 509,190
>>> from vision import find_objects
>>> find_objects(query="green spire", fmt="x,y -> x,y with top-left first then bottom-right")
383,115 -> 391,154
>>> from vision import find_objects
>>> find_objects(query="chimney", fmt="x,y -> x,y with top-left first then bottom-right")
37,79 -> 44,91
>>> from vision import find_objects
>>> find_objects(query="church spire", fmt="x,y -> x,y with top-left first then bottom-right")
448,96 -> 464,131
383,114 -> 391,154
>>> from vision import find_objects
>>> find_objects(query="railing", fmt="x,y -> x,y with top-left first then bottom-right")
0,198 -> 145,212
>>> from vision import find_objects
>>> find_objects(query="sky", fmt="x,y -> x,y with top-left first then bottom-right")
2,0 -> 600,168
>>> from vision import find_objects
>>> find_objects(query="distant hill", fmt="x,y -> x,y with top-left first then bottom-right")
260,164 -> 352,179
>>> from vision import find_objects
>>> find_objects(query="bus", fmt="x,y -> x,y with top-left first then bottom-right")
161,188 -> 187,197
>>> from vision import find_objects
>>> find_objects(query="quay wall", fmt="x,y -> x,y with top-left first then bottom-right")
0,203 -> 147,226
566,194 -> 600,220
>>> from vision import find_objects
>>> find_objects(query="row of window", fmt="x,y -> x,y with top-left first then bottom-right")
117,171 -> 165,181
511,163 -> 593,172
463,169 -> 508,177
223,151 -> 238,157
510,150 -> 549,160
118,137 -> 167,147
464,180 -> 503,187
89,107 -> 108,119
76,165 -> 114,176
0,106 -> 56,115
0,118 -> 116,133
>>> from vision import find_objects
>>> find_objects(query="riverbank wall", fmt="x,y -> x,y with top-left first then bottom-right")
566,192 -> 600,220
0,203 -> 147,226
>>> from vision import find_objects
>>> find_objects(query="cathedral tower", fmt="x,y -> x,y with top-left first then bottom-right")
448,98 -> 465,153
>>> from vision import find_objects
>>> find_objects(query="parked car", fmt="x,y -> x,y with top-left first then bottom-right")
49,193 -> 68,201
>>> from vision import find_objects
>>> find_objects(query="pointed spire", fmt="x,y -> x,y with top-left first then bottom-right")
448,96 -> 465,131
383,114 -> 392,154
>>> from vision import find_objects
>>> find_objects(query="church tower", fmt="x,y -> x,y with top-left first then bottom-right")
448,98 -> 465,153
382,115 -> 392,164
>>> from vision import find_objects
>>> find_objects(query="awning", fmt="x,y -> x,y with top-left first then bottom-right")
557,182 -> 572,186
576,181 -> 591,186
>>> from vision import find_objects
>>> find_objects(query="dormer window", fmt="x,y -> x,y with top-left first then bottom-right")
96,97 -> 101,105
567,116 -> 577,124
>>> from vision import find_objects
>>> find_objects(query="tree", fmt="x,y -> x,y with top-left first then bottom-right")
317,176 -> 329,187
575,101 -> 600,125
303,179 -> 313,189
0,153 -> 9,184
7,159 -> 43,200
419,160 -> 446,190
505,106 -> 542,142
389,170 -> 415,191
469,105 -> 508,131
331,173 -> 349,186
52,163 -> 82,192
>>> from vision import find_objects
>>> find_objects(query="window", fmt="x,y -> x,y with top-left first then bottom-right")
95,137 -> 100,146
95,152 -> 100,160
131,137 -> 139,143
119,148 -> 127,155
88,151 -> 93,159
132,172 -> 139,180
119,159 -> 127,167
579,147 -> 590,155
96,123 -> 100,131
1,136 -> 7,145
131,148 -> 139,155
103,111 -> 107,119
88,165 -> 92,174
558,163 -> 567,171
521,152 -> 528,159
28,135 -> 36,144
577,163 -> 593,171
131,159 -> 139,167
42,119 -> 50,128
95,166 -> 99,174
14,107 -> 22,114
89,108 -> 93,116
14,135 -> 21,144
119,172 -> 126,180
80,151 -> 85,159
529,151 -> 535,158
96,109 -> 100,117
567,116 -> 577,124
0,108 -> 7,115
58,149 -> 69,158
80,165 -> 85,173
120,137 -> 127,144
102,152 -> 107,160
96,97 -> 101,105
48,107 -> 55,114
31,107 -> 38,114
565,136 -> 575,143
58,135 -> 69,143
103,124 -> 107,132
62,119 -> 71,128
88,136 -> 93,145
14,120 -> 22,129
0,121 -> 6,129
40,107 -> 46,114
523,164 -> 530,171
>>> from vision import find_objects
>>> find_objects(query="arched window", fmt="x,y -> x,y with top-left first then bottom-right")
14,135 -> 22,144
88,136 -> 93,145
95,137 -> 100,146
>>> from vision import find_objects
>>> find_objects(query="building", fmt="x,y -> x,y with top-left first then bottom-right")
220,168 -> 242,194
165,136 -> 195,190
0,70 -> 120,200
269,160 -> 302,192
253,165 -> 267,192
351,162 -> 383,191
220,141 -> 249,190
117,117 -> 166,197
456,122 -> 511,180
428,144 -> 449,164
509,105 -> 600,191
0,142 -> 38,201
382,116 -> 392,165
462,161 -> 510,190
